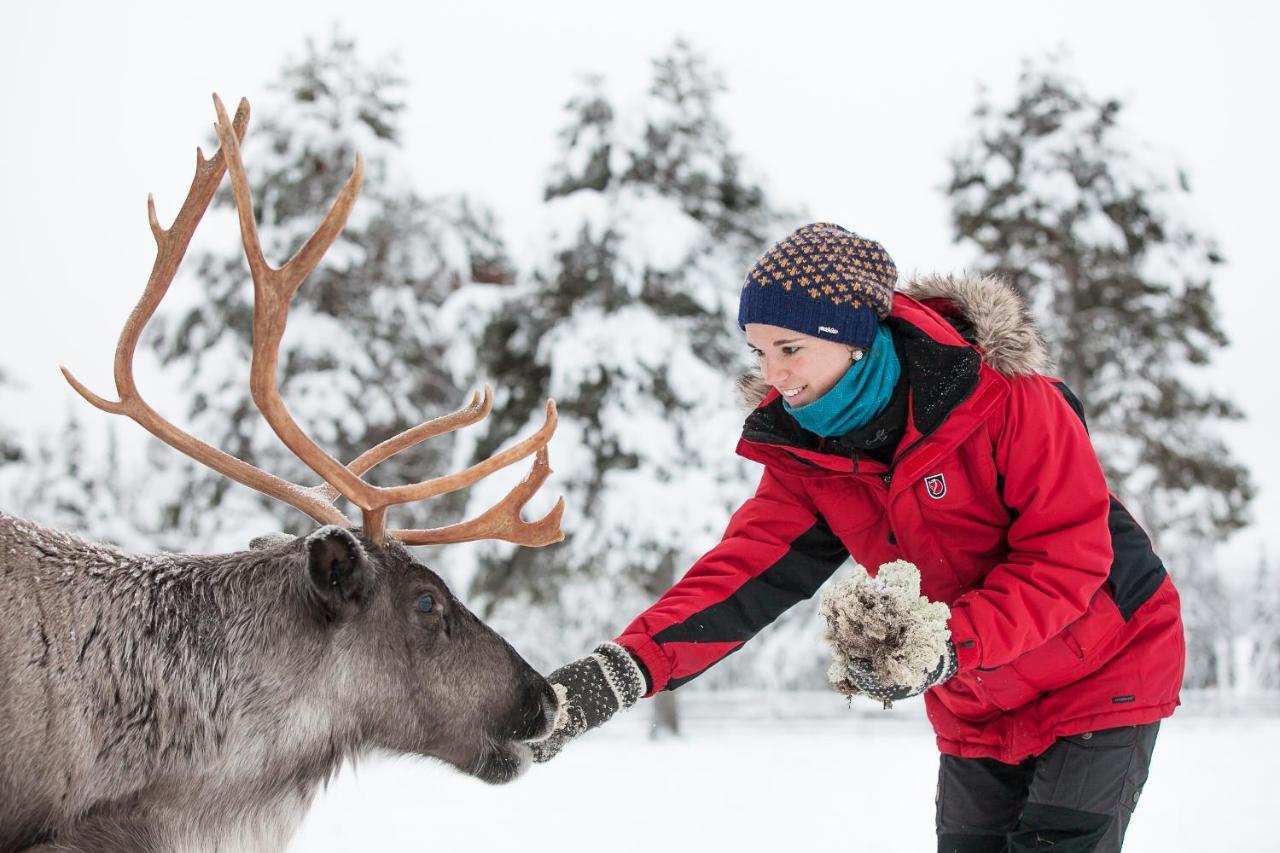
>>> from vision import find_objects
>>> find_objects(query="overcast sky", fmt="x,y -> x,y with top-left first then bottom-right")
1,1 -> 1276,576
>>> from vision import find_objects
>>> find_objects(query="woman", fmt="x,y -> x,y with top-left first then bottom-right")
532,223 -> 1184,853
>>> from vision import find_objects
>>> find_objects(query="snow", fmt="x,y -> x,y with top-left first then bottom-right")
288,691 -> 1280,852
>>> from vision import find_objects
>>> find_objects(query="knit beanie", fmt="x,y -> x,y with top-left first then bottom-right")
738,222 -> 897,349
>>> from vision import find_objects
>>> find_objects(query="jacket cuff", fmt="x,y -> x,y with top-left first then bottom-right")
947,607 -> 982,673
614,632 -> 672,697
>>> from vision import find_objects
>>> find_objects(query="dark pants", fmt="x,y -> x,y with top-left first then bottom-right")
936,723 -> 1160,853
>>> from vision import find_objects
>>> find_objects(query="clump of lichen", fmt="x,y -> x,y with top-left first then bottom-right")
820,560 -> 951,698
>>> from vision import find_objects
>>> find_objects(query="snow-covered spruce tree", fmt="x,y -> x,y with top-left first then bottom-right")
1246,551 -> 1280,691
947,59 -> 1255,690
0,369 -> 23,470
457,43 -> 794,730
148,32 -> 511,550
6,413 -> 155,551
947,59 -> 1253,547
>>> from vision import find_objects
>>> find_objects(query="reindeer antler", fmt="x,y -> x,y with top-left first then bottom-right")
63,94 -> 564,548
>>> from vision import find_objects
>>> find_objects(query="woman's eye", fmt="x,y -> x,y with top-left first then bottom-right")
416,593 -> 436,613
782,346 -> 800,356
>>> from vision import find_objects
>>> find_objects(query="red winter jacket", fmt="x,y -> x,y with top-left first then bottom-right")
615,275 -> 1184,763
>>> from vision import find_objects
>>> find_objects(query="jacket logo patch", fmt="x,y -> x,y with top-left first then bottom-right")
924,473 -> 947,499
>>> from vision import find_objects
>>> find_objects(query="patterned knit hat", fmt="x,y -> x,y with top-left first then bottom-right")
737,222 -> 897,349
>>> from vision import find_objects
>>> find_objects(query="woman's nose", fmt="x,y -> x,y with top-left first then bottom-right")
762,356 -> 785,385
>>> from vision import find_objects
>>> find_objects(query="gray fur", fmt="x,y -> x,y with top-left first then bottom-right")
0,513 -> 554,853
737,273 -> 1053,409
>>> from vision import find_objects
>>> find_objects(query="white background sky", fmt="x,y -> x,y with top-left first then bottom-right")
1,1 -> 1276,578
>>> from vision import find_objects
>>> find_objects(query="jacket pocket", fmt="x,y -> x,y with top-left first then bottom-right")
962,588 -> 1126,712
1010,588 -> 1127,694
964,664 -> 1042,712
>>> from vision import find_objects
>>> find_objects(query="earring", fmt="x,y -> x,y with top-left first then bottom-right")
850,349 -> 864,362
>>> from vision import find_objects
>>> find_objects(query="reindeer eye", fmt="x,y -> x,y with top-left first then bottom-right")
415,593 -> 436,613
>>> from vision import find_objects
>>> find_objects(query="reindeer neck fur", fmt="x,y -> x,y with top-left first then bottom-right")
0,512 -> 362,852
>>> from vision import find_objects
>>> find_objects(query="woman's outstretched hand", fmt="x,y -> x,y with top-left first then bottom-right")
530,642 -> 647,763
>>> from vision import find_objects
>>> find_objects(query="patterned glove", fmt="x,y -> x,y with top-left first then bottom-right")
529,642 -> 647,763
845,640 -> 958,709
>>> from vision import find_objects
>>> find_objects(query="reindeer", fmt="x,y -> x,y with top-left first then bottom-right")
0,96 -> 565,853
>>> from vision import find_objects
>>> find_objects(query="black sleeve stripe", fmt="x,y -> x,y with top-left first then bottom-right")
1107,496 -> 1168,621
652,517 -> 849,648
1051,379 -> 1167,621
1051,379 -> 1090,431
665,645 -> 748,691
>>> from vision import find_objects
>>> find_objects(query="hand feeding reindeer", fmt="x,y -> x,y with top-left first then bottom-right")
0,95 -> 563,853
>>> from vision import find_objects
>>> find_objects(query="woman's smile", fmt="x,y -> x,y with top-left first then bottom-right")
745,322 -> 854,407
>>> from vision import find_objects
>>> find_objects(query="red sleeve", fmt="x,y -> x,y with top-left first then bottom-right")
615,466 -> 849,695
947,376 -> 1113,673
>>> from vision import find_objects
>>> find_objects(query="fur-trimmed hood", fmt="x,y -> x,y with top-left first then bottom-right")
737,273 -> 1053,410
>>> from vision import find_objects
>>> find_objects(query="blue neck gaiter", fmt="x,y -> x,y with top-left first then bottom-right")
783,325 -> 901,438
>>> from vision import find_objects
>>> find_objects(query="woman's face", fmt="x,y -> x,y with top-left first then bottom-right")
745,323 -> 856,407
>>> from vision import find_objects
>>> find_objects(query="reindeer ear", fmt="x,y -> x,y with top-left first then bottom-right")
306,526 -> 373,614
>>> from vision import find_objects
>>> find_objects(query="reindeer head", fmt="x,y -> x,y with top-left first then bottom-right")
237,527 -> 552,783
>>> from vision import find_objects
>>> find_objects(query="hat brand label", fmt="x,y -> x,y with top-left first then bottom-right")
818,326 -> 839,334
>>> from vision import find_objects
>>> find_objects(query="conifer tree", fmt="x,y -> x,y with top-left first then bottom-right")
0,369 -> 22,468
947,57 -> 1253,549
7,414 -> 154,551
148,31 -> 511,549
1247,551 -> 1280,690
458,43 -> 790,727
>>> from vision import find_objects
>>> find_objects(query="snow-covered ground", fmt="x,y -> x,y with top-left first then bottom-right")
289,691 -> 1279,852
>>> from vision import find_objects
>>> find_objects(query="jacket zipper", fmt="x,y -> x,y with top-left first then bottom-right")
882,374 -> 987,480
859,457 -> 894,545
851,449 -> 892,487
